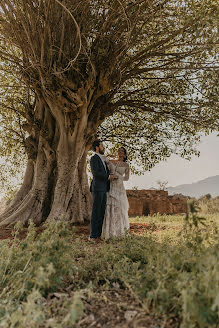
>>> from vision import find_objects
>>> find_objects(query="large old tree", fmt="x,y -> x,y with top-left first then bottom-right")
0,0 -> 218,226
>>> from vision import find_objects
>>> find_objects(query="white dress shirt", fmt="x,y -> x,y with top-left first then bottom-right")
96,153 -> 107,172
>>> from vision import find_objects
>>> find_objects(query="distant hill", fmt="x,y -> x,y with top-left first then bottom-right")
167,175 -> 219,198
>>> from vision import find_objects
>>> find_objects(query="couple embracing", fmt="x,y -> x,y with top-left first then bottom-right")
89,140 -> 130,241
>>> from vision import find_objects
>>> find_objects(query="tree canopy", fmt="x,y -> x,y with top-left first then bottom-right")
1,0 -> 218,167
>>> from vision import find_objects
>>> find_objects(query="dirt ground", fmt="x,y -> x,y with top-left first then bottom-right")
0,222 -> 164,241
74,288 -> 168,328
75,222 -> 167,240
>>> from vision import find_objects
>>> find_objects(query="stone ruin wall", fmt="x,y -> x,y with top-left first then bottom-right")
126,190 -> 187,216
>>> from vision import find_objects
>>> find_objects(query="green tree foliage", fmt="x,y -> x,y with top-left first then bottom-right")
0,65 -> 27,193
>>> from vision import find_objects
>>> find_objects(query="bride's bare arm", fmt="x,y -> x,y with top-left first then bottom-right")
123,164 -> 130,181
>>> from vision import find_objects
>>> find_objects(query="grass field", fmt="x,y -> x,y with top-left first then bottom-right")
0,212 -> 218,328
130,213 -> 219,242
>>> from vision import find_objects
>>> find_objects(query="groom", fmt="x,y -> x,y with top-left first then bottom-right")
89,140 -> 116,241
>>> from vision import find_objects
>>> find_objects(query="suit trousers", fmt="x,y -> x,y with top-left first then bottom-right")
90,191 -> 107,238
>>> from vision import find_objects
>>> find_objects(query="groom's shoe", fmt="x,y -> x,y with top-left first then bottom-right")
88,237 -> 101,243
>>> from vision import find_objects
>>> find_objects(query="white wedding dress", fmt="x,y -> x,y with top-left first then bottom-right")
102,160 -> 130,239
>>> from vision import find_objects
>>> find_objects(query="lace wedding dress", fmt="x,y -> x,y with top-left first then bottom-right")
102,160 -> 130,239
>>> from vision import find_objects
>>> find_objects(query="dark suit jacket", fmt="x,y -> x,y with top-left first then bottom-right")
90,154 -> 110,192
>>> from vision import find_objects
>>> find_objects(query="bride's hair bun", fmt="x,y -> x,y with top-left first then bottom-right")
120,147 -> 128,162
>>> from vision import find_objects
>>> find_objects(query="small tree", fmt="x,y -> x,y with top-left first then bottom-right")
157,180 -> 168,191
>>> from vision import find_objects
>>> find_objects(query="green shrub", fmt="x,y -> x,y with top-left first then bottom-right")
0,220 -> 82,327
0,215 -> 218,327
198,196 -> 219,214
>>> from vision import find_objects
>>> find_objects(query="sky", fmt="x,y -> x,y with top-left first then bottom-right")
125,132 -> 219,190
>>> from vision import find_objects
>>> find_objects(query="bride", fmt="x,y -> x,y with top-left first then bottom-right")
102,147 -> 130,239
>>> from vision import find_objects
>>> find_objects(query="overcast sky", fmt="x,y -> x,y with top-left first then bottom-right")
125,132 -> 219,189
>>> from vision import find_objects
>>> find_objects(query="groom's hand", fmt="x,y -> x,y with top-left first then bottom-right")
109,174 -> 118,181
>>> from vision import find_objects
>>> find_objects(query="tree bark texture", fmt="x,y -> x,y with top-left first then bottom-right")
0,93 -> 94,227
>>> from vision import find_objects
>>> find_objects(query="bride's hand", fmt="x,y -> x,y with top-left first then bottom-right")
109,174 -> 118,181
107,154 -> 117,159
104,156 -> 110,164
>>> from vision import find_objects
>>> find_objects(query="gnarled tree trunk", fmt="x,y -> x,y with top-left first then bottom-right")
0,95 -> 93,227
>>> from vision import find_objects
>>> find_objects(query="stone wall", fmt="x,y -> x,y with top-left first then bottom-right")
126,190 -> 187,216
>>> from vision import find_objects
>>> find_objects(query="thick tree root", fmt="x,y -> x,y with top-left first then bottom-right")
0,191 -> 45,227
0,162 -> 91,227
0,160 -> 35,220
